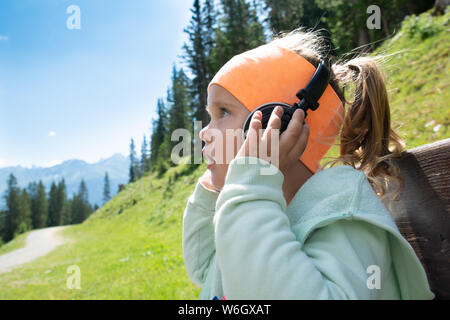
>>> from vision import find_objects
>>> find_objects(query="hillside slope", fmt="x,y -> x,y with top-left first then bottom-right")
0,11 -> 448,299
376,11 -> 449,148
0,159 -> 204,299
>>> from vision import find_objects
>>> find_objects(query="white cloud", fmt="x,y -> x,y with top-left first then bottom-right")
0,35 -> 8,41
48,131 -> 56,137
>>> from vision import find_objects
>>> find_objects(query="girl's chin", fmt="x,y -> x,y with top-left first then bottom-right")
209,164 -> 228,190
210,175 -> 224,192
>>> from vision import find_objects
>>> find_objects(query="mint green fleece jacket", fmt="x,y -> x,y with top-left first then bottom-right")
182,156 -> 434,300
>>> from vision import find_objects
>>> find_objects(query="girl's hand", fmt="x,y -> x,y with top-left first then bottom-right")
235,106 -> 309,177
199,169 -> 220,193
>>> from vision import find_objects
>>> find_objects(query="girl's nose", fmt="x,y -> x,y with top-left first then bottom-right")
199,125 -> 211,143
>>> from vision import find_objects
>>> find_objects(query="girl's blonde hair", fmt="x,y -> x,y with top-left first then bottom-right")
268,28 -> 405,201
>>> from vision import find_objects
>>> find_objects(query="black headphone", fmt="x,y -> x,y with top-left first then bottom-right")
242,58 -> 332,141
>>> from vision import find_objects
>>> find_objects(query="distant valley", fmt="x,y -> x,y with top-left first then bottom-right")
0,154 -> 130,209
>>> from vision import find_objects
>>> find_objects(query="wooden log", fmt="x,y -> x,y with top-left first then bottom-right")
385,138 -> 450,299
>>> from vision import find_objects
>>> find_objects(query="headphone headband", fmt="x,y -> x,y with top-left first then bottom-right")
294,59 -> 331,114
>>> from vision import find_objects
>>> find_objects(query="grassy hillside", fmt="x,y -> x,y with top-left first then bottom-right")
0,231 -> 30,256
377,11 -> 449,148
0,160 -> 205,299
0,11 -> 448,299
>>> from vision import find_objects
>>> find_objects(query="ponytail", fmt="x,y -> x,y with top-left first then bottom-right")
331,56 -> 405,199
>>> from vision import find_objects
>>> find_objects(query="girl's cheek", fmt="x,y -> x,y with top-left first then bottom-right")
222,127 -> 242,162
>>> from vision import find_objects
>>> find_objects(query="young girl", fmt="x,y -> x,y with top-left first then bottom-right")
182,29 -> 434,300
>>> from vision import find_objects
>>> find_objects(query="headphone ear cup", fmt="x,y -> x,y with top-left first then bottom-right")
242,103 -> 294,140
261,106 -> 293,135
242,106 -> 275,139
260,107 -> 274,129
279,107 -> 293,135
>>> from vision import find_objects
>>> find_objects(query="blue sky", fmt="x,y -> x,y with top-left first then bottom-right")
0,0 -> 194,168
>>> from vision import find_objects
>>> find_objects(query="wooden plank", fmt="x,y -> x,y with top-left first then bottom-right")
385,138 -> 450,299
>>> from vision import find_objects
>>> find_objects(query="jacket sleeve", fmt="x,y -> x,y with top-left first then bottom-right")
182,177 -> 220,287
213,156 -> 396,299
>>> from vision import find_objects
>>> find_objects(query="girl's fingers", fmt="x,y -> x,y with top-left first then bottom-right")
262,106 -> 283,144
288,123 -> 309,161
249,110 -> 262,132
246,111 -> 262,157
280,109 -> 305,151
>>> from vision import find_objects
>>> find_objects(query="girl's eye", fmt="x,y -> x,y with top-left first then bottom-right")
219,107 -> 230,117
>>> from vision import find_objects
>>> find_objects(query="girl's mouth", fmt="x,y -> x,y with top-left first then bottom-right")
206,157 -> 216,169
202,148 -> 216,167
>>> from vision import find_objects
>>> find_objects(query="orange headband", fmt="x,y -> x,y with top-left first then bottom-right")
207,43 -> 344,173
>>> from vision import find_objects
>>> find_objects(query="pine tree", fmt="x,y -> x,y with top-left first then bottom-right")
47,182 -> 59,226
57,179 -> 68,226
182,0 -> 211,126
163,65 -> 192,168
0,210 -> 5,244
17,189 -> 32,234
80,179 -> 93,221
71,179 -> 92,224
263,0 -> 303,33
27,181 -> 38,227
70,194 -> 82,224
262,0 -> 330,40
140,135 -> 150,173
3,173 -> 21,241
28,181 -> 48,228
64,198 -> 73,224
203,0 -> 217,79
129,138 -> 140,182
103,171 -> 111,203
27,182 -> 38,201
78,179 -> 89,208
33,181 -> 48,228
211,0 -> 266,71
314,0 -> 434,55
150,98 -> 168,169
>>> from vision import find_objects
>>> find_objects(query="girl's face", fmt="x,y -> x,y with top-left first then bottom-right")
200,84 -> 250,191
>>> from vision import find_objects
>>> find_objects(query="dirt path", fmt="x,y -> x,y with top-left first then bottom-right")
0,226 -> 68,274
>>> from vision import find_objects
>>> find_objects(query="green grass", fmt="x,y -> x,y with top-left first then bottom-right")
0,11 -> 448,299
380,11 -> 449,148
0,161 -> 205,299
0,231 -> 29,256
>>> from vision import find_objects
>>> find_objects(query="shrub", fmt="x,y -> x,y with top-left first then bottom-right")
403,13 -> 445,40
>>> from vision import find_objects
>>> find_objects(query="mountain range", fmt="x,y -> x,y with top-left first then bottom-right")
0,153 -> 130,209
